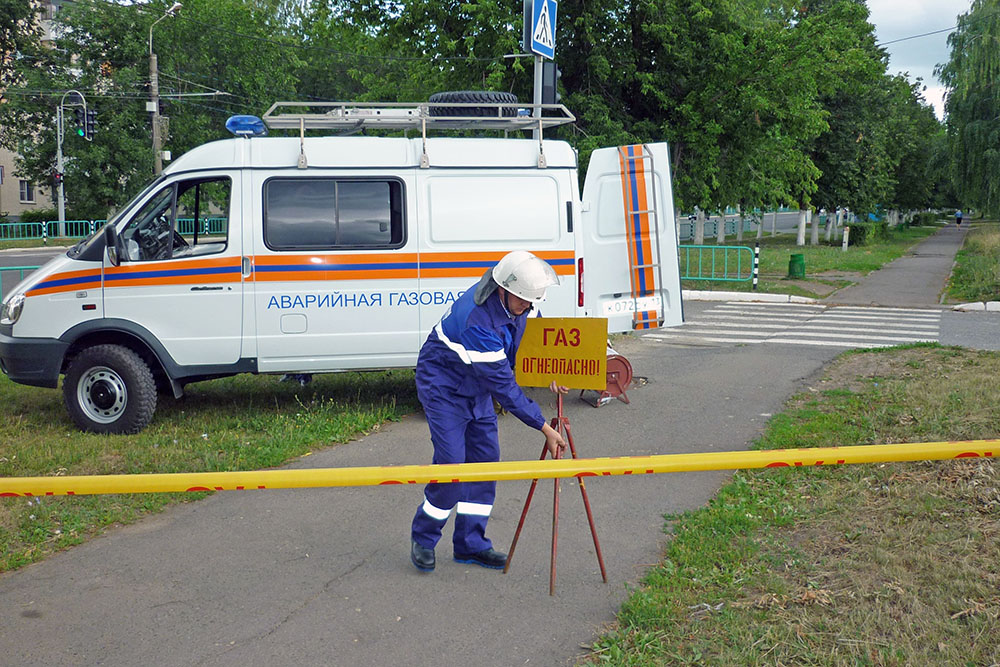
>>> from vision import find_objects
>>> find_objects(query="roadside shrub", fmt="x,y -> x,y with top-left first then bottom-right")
847,221 -> 889,246
17,208 -> 58,223
912,212 -> 938,226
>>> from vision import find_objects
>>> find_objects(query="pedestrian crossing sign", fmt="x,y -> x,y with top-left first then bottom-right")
530,0 -> 558,59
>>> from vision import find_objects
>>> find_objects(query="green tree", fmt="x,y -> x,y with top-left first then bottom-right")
0,0 -> 304,219
938,0 -> 1000,216
0,0 -> 41,91
883,76 -> 942,216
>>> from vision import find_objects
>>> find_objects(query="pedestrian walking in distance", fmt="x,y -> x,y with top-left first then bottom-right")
955,209 -> 963,226
410,251 -> 568,572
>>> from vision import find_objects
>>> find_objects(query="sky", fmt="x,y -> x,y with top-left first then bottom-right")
867,0 -> 975,119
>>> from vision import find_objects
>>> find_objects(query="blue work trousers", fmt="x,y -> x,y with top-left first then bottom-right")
411,396 -> 500,555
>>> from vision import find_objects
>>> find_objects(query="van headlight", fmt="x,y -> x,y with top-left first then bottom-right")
1,293 -> 24,325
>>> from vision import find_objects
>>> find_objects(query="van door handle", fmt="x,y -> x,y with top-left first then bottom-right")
241,256 -> 252,278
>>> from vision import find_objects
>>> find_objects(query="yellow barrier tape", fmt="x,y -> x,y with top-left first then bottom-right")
0,440 -> 995,497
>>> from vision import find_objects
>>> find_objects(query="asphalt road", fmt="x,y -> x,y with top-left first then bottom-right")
2,225 -> 997,665
0,336 -> 840,666
0,246 -> 67,268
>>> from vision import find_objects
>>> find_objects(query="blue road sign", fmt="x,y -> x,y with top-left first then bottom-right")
530,0 -> 557,59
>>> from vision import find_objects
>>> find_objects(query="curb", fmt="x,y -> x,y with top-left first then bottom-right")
952,301 -> 1000,312
682,289 -> 816,304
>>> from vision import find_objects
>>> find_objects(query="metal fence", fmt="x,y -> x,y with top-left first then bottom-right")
0,218 -> 227,243
1,266 -> 40,301
679,244 -> 756,284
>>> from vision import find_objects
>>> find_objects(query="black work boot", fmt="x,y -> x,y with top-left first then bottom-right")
454,547 -> 507,570
411,540 -> 435,572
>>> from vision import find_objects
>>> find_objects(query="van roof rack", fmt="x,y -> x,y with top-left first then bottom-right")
262,101 -> 577,169
261,101 -> 576,133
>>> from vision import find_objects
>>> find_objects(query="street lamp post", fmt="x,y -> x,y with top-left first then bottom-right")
149,2 -> 182,175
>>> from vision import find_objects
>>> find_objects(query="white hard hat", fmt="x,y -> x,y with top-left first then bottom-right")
492,250 -> 560,303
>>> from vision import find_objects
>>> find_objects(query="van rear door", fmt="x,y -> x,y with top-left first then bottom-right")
579,143 -> 683,333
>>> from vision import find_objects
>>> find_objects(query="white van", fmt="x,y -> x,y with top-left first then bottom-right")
0,99 -> 683,433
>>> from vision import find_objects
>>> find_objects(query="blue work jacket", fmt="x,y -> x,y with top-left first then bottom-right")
415,286 -> 546,430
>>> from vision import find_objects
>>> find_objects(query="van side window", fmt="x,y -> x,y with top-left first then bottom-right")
120,177 -> 232,261
264,178 -> 405,250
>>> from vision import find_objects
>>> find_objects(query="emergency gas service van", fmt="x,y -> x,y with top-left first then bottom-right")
0,97 -> 684,433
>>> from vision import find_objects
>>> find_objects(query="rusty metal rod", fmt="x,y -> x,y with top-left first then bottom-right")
565,417 -> 608,582
503,444 -> 547,575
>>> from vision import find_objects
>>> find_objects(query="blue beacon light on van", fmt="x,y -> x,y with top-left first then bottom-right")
225,115 -> 267,137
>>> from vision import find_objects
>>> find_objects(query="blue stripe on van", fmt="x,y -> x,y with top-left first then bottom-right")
31,274 -> 102,291
104,266 -> 240,282
626,145 -> 648,295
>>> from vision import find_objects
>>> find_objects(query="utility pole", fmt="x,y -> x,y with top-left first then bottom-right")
149,3 -> 182,175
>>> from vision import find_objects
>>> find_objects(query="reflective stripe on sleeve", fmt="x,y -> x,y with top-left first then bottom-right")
433,323 -> 506,364
421,498 -> 453,521
455,501 -> 493,517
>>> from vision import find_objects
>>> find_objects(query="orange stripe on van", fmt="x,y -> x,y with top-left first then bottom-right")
25,267 -> 103,296
619,145 -> 659,330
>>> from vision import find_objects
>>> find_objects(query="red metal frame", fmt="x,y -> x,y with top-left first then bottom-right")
504,394 -> 608,594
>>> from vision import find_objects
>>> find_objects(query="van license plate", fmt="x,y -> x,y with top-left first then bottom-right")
602,296 -> 662,316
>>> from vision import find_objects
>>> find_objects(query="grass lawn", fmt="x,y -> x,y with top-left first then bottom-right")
682,224 -> 942,299
584,221 -> 1000,665
946,221 -> 1000,303
0,371 -> 418,571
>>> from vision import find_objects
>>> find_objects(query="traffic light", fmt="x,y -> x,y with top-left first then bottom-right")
73,107 -> 86,137
84,109 -> 97,140
541,61 -> 562,105
53,170 -> 63,185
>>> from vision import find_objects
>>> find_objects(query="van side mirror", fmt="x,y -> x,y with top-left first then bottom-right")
104,224 -> 120,266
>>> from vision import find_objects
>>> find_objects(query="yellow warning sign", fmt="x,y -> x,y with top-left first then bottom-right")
517,317 -> 607,390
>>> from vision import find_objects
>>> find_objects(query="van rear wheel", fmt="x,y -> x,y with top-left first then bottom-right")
63,344 -> 157,434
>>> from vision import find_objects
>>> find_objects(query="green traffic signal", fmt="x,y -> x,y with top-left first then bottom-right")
73,107 -> 86,137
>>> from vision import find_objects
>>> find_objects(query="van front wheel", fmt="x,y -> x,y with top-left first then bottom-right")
63,344 -> 157,434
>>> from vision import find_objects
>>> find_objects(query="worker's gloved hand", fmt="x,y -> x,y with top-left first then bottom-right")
548,380 -> 569,394
541,423 -> 566,458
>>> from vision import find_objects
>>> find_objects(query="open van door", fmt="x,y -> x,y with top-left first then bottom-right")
580,143 -> 683,333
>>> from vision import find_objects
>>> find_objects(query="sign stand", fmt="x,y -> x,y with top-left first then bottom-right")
504,393 -> 608,595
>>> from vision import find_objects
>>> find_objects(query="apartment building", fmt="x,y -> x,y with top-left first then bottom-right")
0,1 -> 59,221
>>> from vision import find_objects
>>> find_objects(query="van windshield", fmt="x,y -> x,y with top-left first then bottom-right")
67,174 -> 167,261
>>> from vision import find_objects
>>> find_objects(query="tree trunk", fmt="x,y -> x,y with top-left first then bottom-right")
716,211 -> 726,244
824,207 -> 834,242
736,205 -> 744,242
797,209 -> 807,246
771,210 -> 777,237
809,208 -> 819,245
694,208 -> 705,245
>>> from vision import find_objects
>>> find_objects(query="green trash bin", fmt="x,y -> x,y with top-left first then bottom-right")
788,253 -> 805,278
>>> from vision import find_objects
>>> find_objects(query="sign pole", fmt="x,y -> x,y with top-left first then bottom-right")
532,55 -> 543,140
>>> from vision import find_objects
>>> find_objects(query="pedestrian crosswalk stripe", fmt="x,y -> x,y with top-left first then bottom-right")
685,321 -> 937,335
769,331 -> 934,343
643,301 -> 942,349
702,314 -> 813,323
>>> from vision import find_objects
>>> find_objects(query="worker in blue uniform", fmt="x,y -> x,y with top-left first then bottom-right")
410,250 -> 567,572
